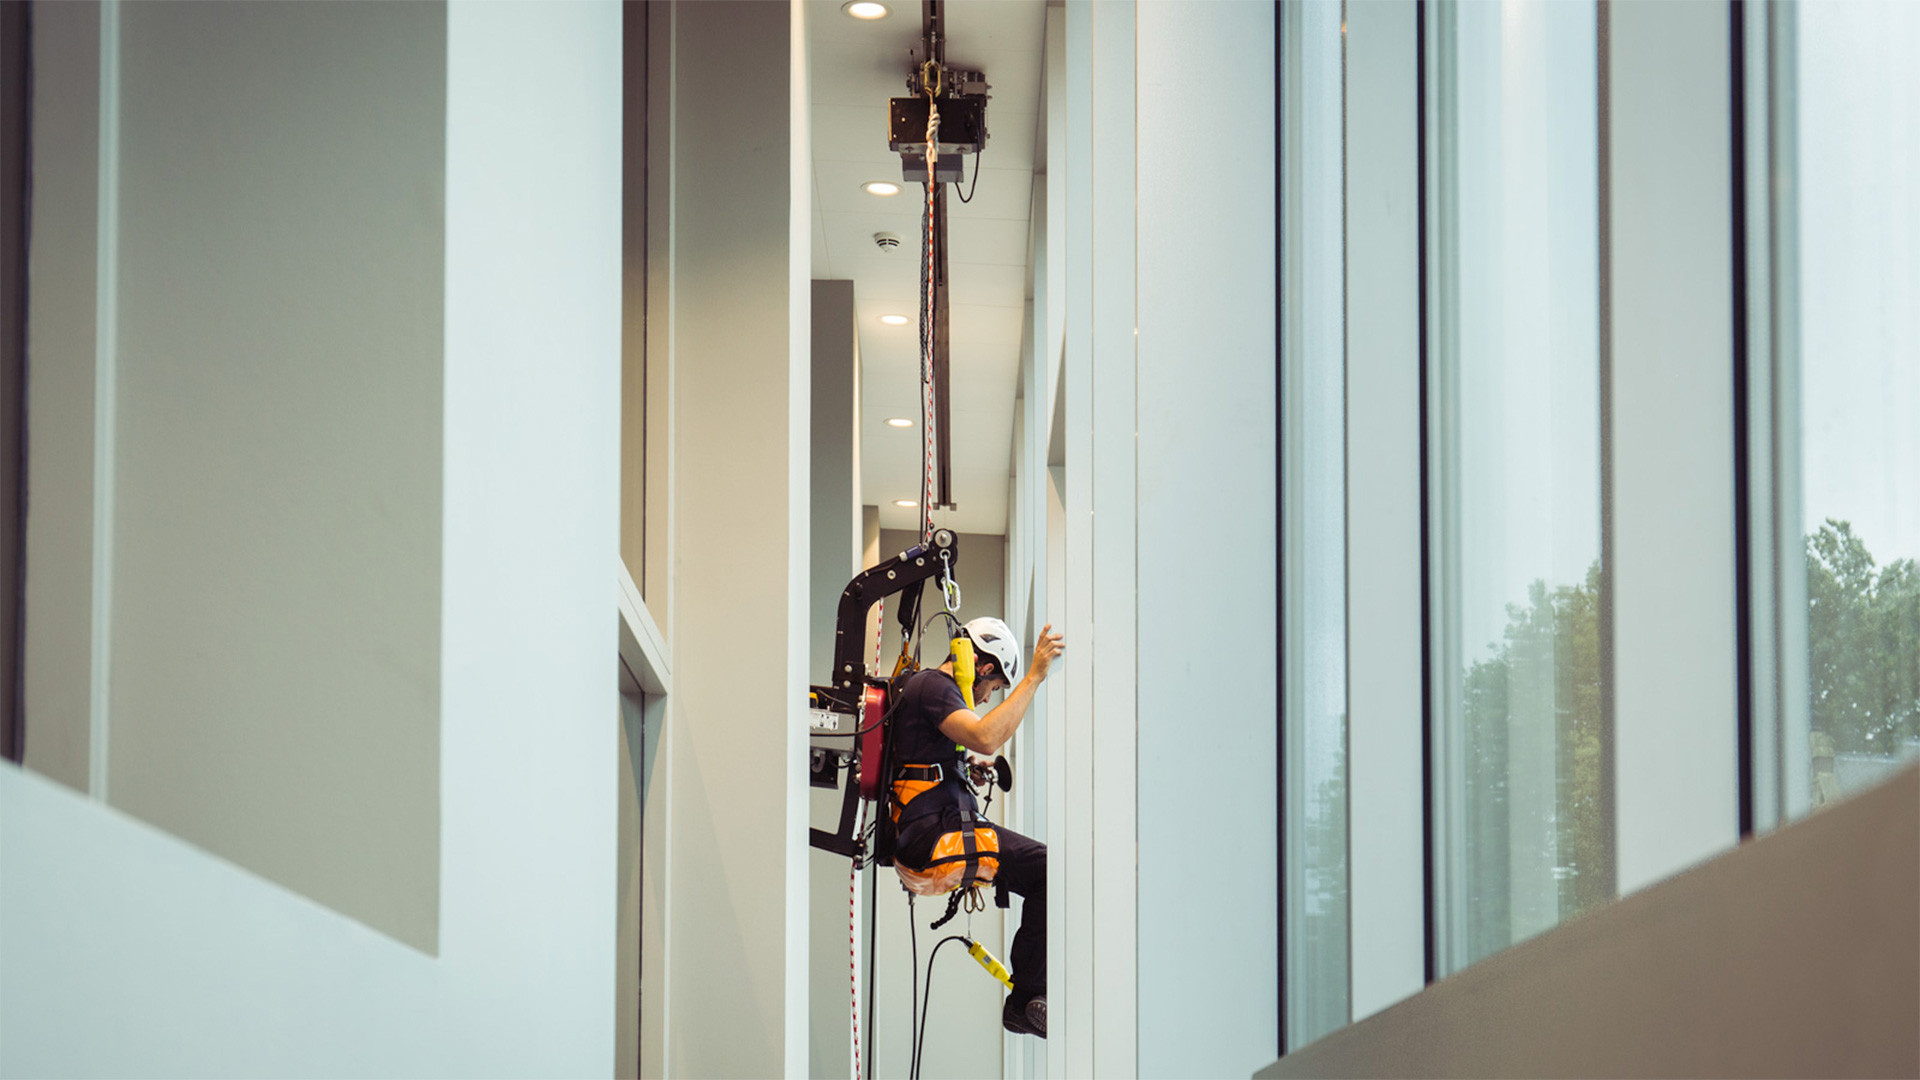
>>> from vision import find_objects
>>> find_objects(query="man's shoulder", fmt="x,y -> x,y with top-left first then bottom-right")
902,667 -> 957,690
898,668 -> 962,709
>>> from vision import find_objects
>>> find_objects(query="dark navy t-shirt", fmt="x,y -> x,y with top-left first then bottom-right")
891,667 -> 981,859
893,668 -> 971,771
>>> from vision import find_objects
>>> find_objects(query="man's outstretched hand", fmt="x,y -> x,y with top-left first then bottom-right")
1029,624 -> 1064,683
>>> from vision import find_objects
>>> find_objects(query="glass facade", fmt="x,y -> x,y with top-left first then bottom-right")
1792,0 -> 1920,808
1279,0 -> 1348,1049
1427,0 -> 1610,975
1275,0 -> 1918,1055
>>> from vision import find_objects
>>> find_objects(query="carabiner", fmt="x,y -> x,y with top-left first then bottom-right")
940,550 -> 962,614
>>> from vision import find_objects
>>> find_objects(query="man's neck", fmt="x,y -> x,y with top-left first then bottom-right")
937,661 -> 956,677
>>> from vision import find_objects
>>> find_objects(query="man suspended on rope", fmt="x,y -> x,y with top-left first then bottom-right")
890,615 -> 1064,1038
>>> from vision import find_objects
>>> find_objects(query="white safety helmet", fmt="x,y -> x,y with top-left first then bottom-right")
963,616 -> 1022,685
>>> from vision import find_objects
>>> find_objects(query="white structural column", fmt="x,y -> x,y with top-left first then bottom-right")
809,279 -> 861,687
1135,1 -> 1279,1075
1342,0 -> 1428,1022
1056,1 -> 1096,1075
1605,1 -> 1741,893
805,278 -> 861,1080
661,1 -> 811,1075
1087,0 -> 1139,1074
22,0 -> 101,795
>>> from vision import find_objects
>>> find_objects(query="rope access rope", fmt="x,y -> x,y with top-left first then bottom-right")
847,792 -> 869,1080
849,66 -> 947,1080
919,94 -> 940,545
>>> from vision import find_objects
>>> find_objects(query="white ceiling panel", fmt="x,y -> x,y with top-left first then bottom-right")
813,104 -> 903,166
946,263 -> 1029,307
943,166 -> 1035,221
969,110 -> 1038,174
942,1 -> 1048,57
946,215 -> 1031,267
814,159 -> 923,215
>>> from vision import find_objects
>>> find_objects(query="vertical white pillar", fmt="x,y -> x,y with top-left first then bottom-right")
806,277 -> 860,1080
1058,3 -> 1099,1073
1343,0 -> 1428,1022
662,1 -> 810,1074
811,279 -> 861,686
1087,2 -> 1139,1075
1606,0 -> 1741,894
1136,1 -> 1279,1075
22,0 -> 102,796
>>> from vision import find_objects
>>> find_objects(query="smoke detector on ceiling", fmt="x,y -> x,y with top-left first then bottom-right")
873,231 -> 902,251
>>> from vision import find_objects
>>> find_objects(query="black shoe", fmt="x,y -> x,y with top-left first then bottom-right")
1002,995 -> 1046,1038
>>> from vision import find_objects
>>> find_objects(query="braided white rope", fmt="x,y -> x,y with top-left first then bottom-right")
919,98 -> 940,545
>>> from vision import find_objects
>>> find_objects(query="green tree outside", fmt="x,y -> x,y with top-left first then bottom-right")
1458,560 -> 1608,965
1806,520 -> 1920,796
1454,520 -> 1920,963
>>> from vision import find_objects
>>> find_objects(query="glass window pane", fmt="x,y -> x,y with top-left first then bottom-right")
1794,0 -> 1920,806
1280,0 -> 1348,1048
1428,0 -> 1610,976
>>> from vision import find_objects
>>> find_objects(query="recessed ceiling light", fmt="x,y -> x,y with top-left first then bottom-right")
878,313 -> 910,326
894,499 -> 918,508
862,180 -> 902,197
842,1 -> 889,20
886,417 -> 914,428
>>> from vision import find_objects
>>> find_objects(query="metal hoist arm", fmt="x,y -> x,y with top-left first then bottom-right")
808,528 -> 961,861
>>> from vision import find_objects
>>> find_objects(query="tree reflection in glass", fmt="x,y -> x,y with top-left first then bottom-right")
1428,0 -> 1609,974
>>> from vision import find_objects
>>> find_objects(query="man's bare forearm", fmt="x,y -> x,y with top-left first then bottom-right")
972,673 -> 1042,755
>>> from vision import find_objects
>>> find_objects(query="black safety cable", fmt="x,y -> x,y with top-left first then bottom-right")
911,933 -> 973,1079
864,862 -> 880,1080
907,894 -> 920,1078
954,148 -> 984,204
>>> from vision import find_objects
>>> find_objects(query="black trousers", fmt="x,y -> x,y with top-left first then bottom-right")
898,814 -> 1048,1005
992,824 -> 1047,1005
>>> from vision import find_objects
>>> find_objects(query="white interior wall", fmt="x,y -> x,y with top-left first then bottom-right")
111,0 -> 445,952
24,0 -> 446,955
0,3 -> 623,1075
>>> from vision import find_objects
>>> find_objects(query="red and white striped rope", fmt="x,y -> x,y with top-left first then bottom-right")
848,851 -> 861,1079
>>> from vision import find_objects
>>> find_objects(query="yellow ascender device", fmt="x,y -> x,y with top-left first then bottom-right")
964,937 -> 1014,991
950,635 -> 975,709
